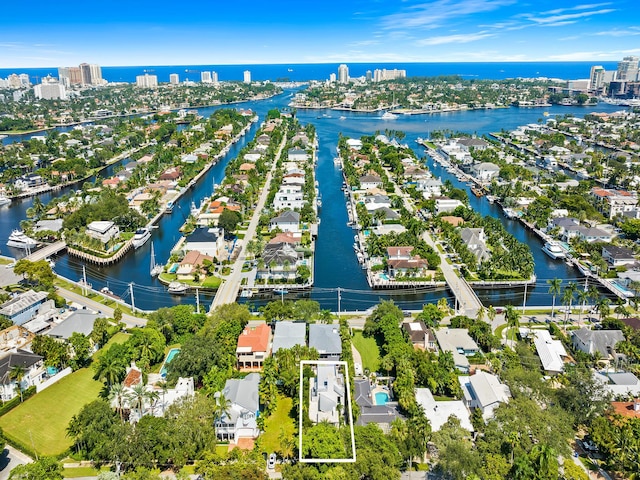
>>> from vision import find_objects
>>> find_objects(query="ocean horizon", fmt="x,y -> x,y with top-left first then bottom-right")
0,61 -> 618,85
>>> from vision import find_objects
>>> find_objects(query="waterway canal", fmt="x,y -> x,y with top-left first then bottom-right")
0,91 -> 627,311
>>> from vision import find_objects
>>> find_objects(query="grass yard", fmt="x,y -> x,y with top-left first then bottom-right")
352,331 -> 381,373
0,333 -> 129,457
258,396 -> 296,455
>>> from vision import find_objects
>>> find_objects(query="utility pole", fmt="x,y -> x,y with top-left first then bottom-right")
337,287 -> 342,315
82,265 -> 87,295
129,283 -> 135,313
196,288 -> 200,314
522,281 -> 528,315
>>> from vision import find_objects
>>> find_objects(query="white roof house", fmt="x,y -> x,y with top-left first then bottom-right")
532,330 -> 568,374
272,321 -> 306,353
593,371 -> 640,398
416,388 -> 473,432
459,371 -> 511,421
86,221 -> 120,245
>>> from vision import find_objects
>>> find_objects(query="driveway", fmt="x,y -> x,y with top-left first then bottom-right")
0,446 -> 32,480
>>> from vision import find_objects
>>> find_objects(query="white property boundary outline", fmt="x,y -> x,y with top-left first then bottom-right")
298,360 -> 357,463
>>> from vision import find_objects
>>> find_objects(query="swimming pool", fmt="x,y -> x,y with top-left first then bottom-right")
379,273 -> 389,281
375,392 -> 389,405
160,348 -> 181,377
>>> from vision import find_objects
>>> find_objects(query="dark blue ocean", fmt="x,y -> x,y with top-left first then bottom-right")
0,62 -> 618,84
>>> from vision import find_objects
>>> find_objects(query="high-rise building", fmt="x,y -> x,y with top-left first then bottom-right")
366,70 -> 372,82
18,74 -> 30,87
617,56 -> 639,82
89,64 -> 103,85
34,77 -> 66,100
7,74 -> 21,89
338,64 -> 349,84
373,68 -> 407,82
590,66 -> 605,91
212,71 -> 219,83
243,70 -> 251,83
68,67 -> 83,86
79,63 -> 92,85
169,73 -> 180,85
58,67 -> 70,87
136,74 -> 158,88
201,71 -> 212,83
329,73 -> 337,83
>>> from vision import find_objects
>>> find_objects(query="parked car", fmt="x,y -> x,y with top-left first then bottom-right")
268,453 -> 276,470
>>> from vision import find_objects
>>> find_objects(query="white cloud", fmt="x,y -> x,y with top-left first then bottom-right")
348,40 -> 381,47
521,8 -> 616,26
595,27 -> 640,36
416,31 -> 495,45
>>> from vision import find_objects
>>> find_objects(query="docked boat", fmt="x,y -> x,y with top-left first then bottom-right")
6,230 -> 37,249
0,195 -> 11,206
168,281 -> 188,295
240,289 -> 254,298
165,200 -> 174,213
132,228 -> 151,249
273,288 -> 289,295
486,195 -> 497,204
471,186 -> 485,197
542,241 -> 566,260
503,208 -> 518,219
150,243 -> 163,276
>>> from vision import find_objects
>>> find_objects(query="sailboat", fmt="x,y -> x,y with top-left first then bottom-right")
150,243 -> 163,277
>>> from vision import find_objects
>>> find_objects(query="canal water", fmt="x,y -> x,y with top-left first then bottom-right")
0,91 -> 627,311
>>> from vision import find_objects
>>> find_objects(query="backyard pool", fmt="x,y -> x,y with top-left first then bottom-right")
374,391 -> 389,406
160,348 -> 181,377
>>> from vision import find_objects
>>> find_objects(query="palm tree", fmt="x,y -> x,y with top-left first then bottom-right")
546,278 -> 562,320
127,383 -> 148,421
562,282 -> 577,330
213,393 -> 232,424
577,289 -> 590,325
531,443 -> 557,479
505,305 -> 520,343
9,365 -> 25,402
615,297 -> 628,320
487,305 -> 497,325
108,382 -> 127,422
157,380 -> 169,414
596,297 -> 611,322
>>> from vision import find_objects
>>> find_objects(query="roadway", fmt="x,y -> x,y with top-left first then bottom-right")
210,133 -> 287,310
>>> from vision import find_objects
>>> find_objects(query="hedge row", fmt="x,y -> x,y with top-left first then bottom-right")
0,386 -> 37,417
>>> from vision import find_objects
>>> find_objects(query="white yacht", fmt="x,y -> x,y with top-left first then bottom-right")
6,230 -> 37,249
542,241 -> 565,260
168,281 -> 188,295
132,228 -> 151,249
0,196 -> 11,206
382,111 -> 397,120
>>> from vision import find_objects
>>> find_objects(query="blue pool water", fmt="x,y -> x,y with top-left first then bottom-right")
160,348 -> 181,377
375,392 -> 389,405
379,273 -> 389,281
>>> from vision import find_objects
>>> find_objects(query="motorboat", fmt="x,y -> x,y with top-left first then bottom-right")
6,230 -> 37,249
168,281 -> 188,295
542,241 -> 566,260
132,228 -> 151,249
382,111 -> 397,120
0,195 -> 11,206
165,200 -> 174,213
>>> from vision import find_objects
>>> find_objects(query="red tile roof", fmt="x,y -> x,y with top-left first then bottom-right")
123,367 -> 142,388
237,323 -> 270,353
611,401 -> 640,418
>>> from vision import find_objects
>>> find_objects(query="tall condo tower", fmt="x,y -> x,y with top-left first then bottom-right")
338,64 -> 349,84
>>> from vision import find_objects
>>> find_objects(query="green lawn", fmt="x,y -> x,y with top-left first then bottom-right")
0,333 -> 129,457
258,396 -> 296,455
352,331 -> 381,373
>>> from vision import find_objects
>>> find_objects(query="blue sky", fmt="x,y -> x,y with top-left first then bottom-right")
1,0 -> 639,67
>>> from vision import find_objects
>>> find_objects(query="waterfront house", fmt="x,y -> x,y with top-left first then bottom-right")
291,132 -> 310,147
309,363 -> 344,425
346,138 -> 363,150
0,350 -> 45,401
434,328 -> 479,373
354,379 -> 403,432
457,138 -> 489,152
459,371 -> 511,421
602,245 -> 636,267
359,174 -> 382,190
416,388 -> 472,432
272,321 -> 306,354
0,290 -> 52,326
387,254 -> 430,279
532,330 -> 568,374
287,148 -> 309,162
402,321 -> 437,351
258,243 -> 302,281
571,328 -> 625,359
548,217 -> 580,238
308,324 -> 342,360
363,194 -> 391,212
176,250 -> 214,281
269,210 -> 300,233
268,233 -> 301,246
459,228 -> 491,263
417,178 -> 443,198
471,162 -> 500,182
158,166 -> 182,181
215,373 -> 261,442
573,226 -> 615,243
86,221 -> 120,248
387,246 -> 415,260
102,177 -> 121,189
236,321 -> 271,370
183,227 -> 226,260
371,207 -> 401,222
273,185 -> 305,211
593,371 -> 640,397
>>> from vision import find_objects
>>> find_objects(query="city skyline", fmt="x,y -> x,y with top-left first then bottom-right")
1,0 -> 639,68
